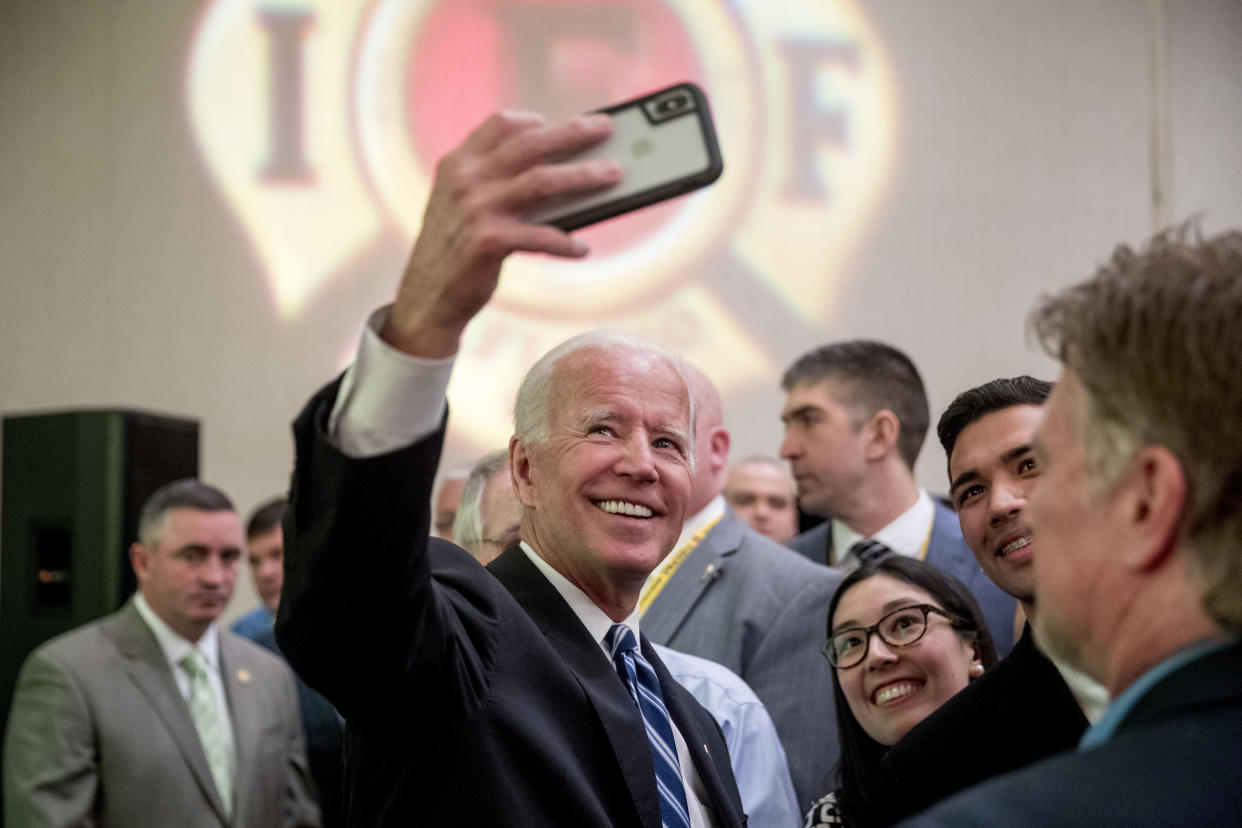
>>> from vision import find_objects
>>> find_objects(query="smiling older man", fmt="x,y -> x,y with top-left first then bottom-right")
275,110 -> 744,827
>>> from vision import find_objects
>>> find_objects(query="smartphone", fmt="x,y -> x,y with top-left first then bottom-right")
522,82 -> 724,232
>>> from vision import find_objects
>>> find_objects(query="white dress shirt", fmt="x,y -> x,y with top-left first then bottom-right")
831,488 -> 936,569
133,593 -> 236,764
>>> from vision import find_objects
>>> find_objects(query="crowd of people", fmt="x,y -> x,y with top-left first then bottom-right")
3,108 -> 1241,827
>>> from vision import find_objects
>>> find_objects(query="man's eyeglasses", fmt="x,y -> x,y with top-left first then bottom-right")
821,603 -> 965,669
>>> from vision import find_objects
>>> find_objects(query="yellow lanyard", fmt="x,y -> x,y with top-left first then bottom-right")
638,515 -> 723,614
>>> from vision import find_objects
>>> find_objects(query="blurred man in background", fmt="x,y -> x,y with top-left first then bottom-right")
723,455 -> 800,544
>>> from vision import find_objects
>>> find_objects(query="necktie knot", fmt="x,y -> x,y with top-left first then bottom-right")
849,538 -> 893,566
180,649 -> 208,680
605,623 -> 638,658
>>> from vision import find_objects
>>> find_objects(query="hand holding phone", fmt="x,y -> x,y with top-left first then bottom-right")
522,82 -> 724,231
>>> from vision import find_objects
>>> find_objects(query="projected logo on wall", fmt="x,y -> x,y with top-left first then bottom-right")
188,0 -> 897,450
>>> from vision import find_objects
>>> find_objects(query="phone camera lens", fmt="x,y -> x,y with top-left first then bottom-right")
657,94 -> 687,114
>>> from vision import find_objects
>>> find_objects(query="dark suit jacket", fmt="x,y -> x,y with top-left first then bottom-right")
276,383 -> 746,827
642,506 -> 843,809
879,625 -> 1087,823
900,637 -> 1242,827
248,625 -> 345,828
3,601 -> 320,827
788,501 -> 1017,657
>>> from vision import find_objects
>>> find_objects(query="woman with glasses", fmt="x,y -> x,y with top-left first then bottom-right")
804,555 -> 997,827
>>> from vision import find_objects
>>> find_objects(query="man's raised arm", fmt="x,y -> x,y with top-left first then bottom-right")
274,110 -> 620,710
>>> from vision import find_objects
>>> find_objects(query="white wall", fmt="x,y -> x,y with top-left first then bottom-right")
2,0 -> 1239,623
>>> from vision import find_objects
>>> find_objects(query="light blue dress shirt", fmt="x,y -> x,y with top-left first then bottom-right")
655,644 -> 802,828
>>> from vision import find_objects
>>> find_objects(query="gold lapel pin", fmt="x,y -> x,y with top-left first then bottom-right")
236,669 -> 252,684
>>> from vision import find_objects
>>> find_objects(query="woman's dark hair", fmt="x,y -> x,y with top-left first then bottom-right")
825,556 -> 998,827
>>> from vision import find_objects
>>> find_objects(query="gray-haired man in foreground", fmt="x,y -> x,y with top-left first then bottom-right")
905,227 -> 1242,826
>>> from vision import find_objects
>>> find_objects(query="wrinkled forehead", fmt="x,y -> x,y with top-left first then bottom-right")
553,345 -> 693,424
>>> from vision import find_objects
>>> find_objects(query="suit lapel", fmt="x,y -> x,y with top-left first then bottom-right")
641,512 -> 741,643
644,636 -> 744,828
490,548 -> 663,828
221,632 -> 259,824
923,503 -> 969,570
111,602 -> 229,825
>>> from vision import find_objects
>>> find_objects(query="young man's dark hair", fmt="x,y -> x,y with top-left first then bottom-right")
936,376 -> 1053,468
246,496 -> 287,540
781,339 -> 929,470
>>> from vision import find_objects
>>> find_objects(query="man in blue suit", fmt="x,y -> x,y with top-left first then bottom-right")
780,340 -> 1017,654
905,227 -> 1242,826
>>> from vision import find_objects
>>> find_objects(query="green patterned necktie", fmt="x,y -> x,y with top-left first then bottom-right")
180,649 -> 233,815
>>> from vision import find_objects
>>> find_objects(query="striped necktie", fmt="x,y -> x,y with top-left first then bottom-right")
605,624 -> 692,828
849,538 -> 893,566
180,649 -> 233,815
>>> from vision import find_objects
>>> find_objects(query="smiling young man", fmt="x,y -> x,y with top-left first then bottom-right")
275,110 -> 745,826
878,377 -> 1101,821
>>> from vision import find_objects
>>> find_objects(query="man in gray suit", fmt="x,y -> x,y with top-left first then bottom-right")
3,480 -> 320,827
641,364 -> 843,809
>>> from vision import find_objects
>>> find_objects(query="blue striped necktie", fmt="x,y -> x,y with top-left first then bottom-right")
605,624 -> 692,828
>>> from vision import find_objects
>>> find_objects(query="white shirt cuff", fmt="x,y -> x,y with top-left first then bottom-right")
328,305 -> 454,458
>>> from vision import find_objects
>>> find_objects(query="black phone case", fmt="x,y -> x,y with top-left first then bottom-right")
548,82 -> 724,232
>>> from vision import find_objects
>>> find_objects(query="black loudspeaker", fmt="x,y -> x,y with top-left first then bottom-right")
0,409 -> 199,747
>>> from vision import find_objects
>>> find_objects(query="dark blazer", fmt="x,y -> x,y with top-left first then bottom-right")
879,625 -> 1087,823
248,625 -> 345,828
276,383 -> 746,827
2,601 -> 320,827
900,637 -> 1242,827
642,506 -> 843,809
788,501 -> 1017,656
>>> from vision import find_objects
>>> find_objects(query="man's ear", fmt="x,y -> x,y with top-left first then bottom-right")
510,436 -> 538,508
709,426 -> 731,475
1116,445 -> 1186,573
130,542 -> 150,583
864,409 -> 900,461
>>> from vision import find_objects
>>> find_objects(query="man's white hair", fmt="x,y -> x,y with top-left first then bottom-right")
512,330 -> 695,470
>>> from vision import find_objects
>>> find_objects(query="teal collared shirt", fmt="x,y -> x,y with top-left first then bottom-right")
1079,637 -> 1233,750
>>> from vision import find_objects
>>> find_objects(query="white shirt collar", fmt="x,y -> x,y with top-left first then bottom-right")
133,592 -> 222,674
520,541 -> 641,661
831,488 -> 935,566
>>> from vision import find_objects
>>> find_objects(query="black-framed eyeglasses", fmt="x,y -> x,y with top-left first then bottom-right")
821,603 -> 966,669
